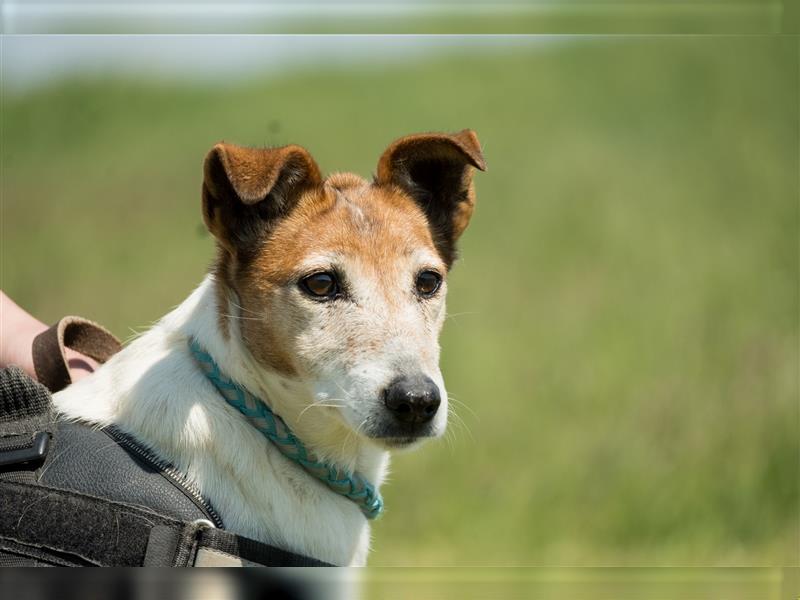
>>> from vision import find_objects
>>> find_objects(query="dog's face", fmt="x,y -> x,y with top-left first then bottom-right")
202,131 -> 485,450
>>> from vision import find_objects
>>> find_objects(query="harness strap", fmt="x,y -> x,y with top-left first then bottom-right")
32,316 -> 122,393
0,481 -> 333,567
193,526 -> 334,567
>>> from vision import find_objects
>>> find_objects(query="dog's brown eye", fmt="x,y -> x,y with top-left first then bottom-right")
301,272 -> 339,299
416,271 -> 442,297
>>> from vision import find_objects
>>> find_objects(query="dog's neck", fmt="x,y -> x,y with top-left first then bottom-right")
170,274 -> 389,482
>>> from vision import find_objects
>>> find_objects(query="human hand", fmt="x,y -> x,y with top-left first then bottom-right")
0,291 -> 99,382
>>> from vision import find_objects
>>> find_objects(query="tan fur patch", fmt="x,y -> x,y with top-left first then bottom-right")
221,179 -> 438,377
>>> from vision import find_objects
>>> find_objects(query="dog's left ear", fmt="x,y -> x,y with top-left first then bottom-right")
375,129 -> 486,267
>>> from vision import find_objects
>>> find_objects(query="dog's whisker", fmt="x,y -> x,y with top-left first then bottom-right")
447,395 -> 479,420
444,412 -> 461,442
220,313 -> 263,322
440,426 -> 457,455
227,297 -> 257,314
331,380 -> 355,401
300,403 -> 344,413
340,429 -> 355,457
446,404 -> 475,442
445,311 -> 479,320
298,399 -> 347,421
443,400 -> 477,442
340,415 -> 369,457
447,404 -> 471,432
226,298 -> 264,317
447,427 -> 459,453
354,416 -> 370,438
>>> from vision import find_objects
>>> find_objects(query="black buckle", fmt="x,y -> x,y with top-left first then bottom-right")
0,431 -> 51,468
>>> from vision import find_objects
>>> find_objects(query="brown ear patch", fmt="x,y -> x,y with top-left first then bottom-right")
375,129 -> 486,267
202,143 -> 322,255
376,129 -> 486,180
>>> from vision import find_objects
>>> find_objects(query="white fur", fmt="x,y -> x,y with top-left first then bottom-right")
293,248 -> 449,446
53,275 -> 389,566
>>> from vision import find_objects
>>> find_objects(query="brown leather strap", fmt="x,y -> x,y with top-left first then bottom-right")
32,317 -> 122,393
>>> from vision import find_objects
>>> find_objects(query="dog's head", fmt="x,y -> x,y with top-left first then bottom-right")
202,131 -> 485,450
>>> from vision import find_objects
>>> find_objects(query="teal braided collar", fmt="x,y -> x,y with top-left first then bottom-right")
189,339 -> 383,519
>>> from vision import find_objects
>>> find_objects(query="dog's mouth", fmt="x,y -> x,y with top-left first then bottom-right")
361,421 -> 440,448
378,436 -> 431,449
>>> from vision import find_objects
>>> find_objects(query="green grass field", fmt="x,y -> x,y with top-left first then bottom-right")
3,36 -> 797,566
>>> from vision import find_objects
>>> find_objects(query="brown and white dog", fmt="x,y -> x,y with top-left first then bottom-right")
53,130 -> 485,566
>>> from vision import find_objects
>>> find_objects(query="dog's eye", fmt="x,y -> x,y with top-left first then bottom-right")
415,271 -> 442,297
300,272 -> 339,299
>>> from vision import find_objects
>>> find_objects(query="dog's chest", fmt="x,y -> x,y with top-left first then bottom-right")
185,429 -> 373,566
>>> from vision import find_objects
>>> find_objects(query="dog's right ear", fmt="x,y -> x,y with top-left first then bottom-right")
202,143 -> 322,254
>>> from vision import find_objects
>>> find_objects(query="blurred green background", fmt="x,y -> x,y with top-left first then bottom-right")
2,35 -> 797,567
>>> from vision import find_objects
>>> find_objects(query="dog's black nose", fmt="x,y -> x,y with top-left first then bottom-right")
383,375 -> 441,424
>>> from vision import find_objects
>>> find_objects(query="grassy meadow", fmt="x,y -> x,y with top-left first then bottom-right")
2,36 -> 797,567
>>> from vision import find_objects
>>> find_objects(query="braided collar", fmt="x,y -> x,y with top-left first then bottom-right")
188,339 -> 383,519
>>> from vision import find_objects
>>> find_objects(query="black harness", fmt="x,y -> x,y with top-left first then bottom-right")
0,366 -> 333,567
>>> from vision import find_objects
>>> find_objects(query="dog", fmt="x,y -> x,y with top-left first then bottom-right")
52,130 -> 485,566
